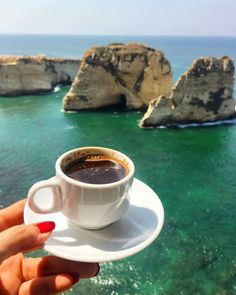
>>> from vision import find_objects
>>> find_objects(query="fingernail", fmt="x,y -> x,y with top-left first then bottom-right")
94,263 -> 100,277
36,221 -> 55,233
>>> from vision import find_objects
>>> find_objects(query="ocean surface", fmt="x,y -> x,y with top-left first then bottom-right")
0,35 -> 236,295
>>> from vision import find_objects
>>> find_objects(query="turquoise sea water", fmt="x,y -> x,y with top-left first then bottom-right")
0,36 -> 236,294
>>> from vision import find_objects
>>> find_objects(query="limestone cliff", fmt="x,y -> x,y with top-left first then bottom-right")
0,55 -> 81,96
140,56 -> 236,127
63,43 -> 173,111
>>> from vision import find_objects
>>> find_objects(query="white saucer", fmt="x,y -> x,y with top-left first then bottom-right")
24,178 -> 164,262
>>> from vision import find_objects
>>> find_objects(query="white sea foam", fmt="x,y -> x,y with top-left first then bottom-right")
157,118 -> 236,129
177,118 -> 236,128
64,125 -> 77,130
60,108 -> 78,113
53,85 -> 61,92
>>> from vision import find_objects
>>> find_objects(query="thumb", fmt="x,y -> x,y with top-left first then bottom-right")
0,221 -> 55,263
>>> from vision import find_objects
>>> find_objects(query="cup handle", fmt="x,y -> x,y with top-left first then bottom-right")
28,177 -> 63,214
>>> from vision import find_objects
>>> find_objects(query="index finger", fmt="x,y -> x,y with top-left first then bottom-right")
0,199 -> 26,232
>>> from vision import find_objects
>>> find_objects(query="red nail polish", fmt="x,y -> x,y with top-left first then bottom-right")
36,221 -> 55,233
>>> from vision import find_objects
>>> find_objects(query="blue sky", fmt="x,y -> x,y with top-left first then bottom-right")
0,0 -> 236,36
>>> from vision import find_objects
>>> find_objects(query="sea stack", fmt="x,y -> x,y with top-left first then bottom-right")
63,43 -> 173,111
140,56 -> 236,127
0,55 -> 81,96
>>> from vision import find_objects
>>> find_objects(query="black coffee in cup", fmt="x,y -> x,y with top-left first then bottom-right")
63,154 -> 128,184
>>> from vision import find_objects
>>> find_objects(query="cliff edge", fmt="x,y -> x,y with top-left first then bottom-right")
140,56 -> 236,127
63,43 -> 173,111
0,55 -> 81,96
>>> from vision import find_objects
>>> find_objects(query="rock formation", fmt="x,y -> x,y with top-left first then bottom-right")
63,43 -> 173,111
140,56 -> 236,127
0,55 -> 81,96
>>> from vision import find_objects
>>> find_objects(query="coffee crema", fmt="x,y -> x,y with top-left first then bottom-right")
63,154 -> 129,184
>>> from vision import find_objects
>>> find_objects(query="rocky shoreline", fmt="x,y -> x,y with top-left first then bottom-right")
0,45 -> 235,127
0,54 -> 81,96
140,56 -> 236,127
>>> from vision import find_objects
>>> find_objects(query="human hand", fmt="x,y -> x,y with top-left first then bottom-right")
0,199 -> 99,295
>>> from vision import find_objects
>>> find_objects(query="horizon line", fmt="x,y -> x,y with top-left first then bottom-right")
0,33 -> 236,38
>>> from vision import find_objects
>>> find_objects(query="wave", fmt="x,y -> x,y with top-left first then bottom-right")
177,118 -> 236,128
141,118 -> 236,129
64,125 -> 77,130
53,85 -> 61,93
60,108 -> 78,113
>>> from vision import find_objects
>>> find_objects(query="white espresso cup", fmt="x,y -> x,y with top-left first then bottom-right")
27,147 -> 135,229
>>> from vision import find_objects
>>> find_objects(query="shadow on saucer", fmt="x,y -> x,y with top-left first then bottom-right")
46,204 -> 159,252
